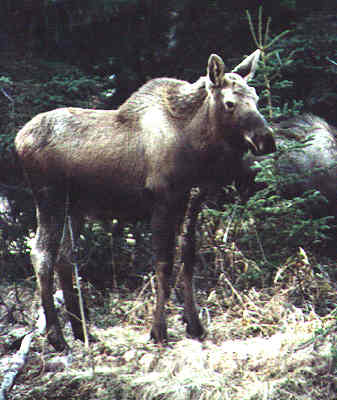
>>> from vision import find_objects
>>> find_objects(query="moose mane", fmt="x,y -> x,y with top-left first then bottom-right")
118,77 -> 208,121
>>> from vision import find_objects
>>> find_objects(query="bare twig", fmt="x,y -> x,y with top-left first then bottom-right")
0,88 -> 14,104
64,189 -> 95,376
327,57 -> 337,66
222,204 -> 238,244
254,226 -> 268,265
67,215 -> 89,349
0,87 -> 15,117
219,273 -> 245,306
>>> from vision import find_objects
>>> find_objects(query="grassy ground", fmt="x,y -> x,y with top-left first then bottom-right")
1,248 -> 336,400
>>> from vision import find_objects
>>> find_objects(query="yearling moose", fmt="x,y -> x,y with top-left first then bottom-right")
15,50 -> 275,351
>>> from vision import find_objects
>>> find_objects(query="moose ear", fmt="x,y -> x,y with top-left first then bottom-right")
207,54 -> 225,86
231,49 -> 261,82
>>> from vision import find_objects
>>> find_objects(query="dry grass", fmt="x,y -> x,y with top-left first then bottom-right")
1,249 -> 336,400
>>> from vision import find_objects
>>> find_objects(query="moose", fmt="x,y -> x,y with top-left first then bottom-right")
274,114 -> 337,217
15,50 -> 275,351
235,113 -> 337,216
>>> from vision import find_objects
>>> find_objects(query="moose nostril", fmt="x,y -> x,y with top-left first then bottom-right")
225,101 -> 235,110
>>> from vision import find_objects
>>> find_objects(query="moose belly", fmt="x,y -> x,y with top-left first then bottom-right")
73,179 -> 154,221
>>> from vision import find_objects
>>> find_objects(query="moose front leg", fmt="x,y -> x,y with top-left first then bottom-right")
181,188 -> 207,339
150,202 -> 177,343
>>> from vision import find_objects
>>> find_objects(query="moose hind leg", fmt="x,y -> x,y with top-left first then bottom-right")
31,204 -> 68,351
181,188 -> 206,339
56,215 -> 85,342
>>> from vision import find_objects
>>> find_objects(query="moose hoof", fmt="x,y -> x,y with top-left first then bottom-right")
73,327 -> 85,342
47,330 -> 69,352
150,323 -> 168,344
186,321 -> 207,340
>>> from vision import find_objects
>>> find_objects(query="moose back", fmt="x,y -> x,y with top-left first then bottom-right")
15,50 -> 275,351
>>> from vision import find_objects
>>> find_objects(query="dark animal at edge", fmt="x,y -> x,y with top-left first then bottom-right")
274,114 -> 337,217
15,50 -> 276,351
237,114 -> 337,216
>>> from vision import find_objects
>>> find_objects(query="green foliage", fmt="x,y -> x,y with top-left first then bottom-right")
1,60 -> 110,149
280,0 -> 297,10
201,108 -> 336,278
0,76 -> 14,86
0,76 -> 16,156
242,159 -> 333,261
246,7 -> 303,120
30,70 -> 105,111
77,221 -> 153,290
0,191 -> 35,282
203,138 -> 335,273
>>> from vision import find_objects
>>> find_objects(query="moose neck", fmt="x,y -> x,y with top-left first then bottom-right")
174,79 -> 226,156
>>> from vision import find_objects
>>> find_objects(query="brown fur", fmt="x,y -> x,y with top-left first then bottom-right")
15,51 -> 275,350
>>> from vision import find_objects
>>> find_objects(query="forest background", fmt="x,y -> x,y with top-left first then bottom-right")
0,1 -> 337,398
0,0 -> 336,280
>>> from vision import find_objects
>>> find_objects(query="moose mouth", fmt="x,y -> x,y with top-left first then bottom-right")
244,130 -> 276,156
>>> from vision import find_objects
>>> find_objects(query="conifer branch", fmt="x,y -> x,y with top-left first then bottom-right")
246,7 -> 290,119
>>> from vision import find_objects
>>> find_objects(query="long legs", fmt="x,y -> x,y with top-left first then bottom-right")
31,185 -> 206,349
150,189 -> 206,342
180,187 -> 206,338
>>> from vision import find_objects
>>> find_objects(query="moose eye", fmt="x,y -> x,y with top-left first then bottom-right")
224,101 -> 236,112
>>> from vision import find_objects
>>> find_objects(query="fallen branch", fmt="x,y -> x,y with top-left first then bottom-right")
0,331 -> 34,400
0,291 -> 65,399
